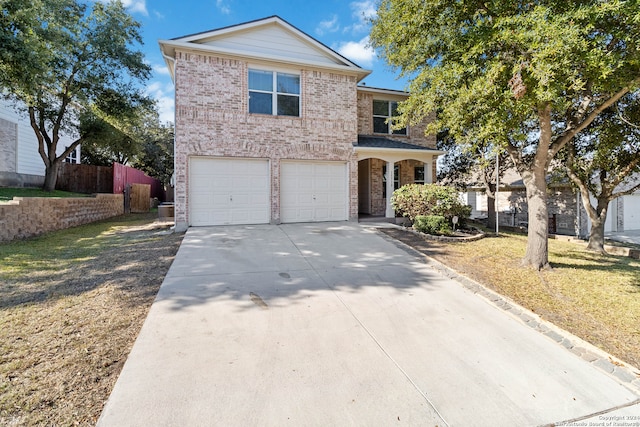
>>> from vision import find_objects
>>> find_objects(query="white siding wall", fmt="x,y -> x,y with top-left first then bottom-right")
0,99 -> 79,176
201,25 -> 340,65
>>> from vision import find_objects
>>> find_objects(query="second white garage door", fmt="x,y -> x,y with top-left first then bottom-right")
189,157 -> 270,226
624,194 -> 640,230
280,161 -> 348,223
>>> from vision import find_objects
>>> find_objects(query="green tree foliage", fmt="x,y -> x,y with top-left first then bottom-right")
81,104 -> 175,186
80,112 -> 142,166
131,120 -> 174,186
0,0 -> 151,190
391,183 -> 471,225
561,94 -> 640,253
370,0 -> 640,269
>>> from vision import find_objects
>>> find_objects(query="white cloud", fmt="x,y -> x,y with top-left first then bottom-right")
337,36 -> 375,67
121,0 -> 148,16
316,15 -> 340,36
146,81 -> 175,124
152,63 -> 171,76
216,0 -> 231,15
346,0 -> 377,33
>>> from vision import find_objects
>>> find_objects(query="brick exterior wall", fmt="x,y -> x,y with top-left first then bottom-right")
0,117 -> 17,173
356,91 -> 436,149
491,187 -> 579,236
0,194 -> 124,242
367,158 -> 430,216
356,91 -> 439,216
173,50 -> 359,228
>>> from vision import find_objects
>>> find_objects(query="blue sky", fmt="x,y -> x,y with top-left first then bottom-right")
118,0 -> 409,123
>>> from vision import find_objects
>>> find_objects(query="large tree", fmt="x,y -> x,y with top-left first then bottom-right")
561,94 -> 640,254
130,115 -> 174,186
0,0 -> 151,190
370,0 -> 640,269
80,97 -> 156,166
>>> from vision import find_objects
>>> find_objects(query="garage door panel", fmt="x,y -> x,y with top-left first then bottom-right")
189,158 -> 269,226
280,161 -> 347,223
624,195 -> 640,230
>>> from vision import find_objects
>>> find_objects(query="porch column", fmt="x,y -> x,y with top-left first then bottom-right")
425,158 -> 433,183
385,160 -> 395,218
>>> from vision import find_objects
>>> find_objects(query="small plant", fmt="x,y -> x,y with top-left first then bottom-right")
414,215 -> 451,235
391,183 -> 471,227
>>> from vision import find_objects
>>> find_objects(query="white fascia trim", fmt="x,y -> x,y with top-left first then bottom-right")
159,44 -> 176,82
355,146 -> 446,156
159,39 -> 372,81
357,86 -> 409,97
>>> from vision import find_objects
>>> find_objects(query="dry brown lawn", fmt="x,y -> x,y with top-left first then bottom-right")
0,213 -> 182,426
2,214 -> 638,425
381,228 -> 640,371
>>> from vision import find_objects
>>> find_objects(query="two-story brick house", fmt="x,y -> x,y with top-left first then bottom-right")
159,16 -> 442,231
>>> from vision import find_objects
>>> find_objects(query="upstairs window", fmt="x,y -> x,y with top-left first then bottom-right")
373,100 -> 407,135
249,69 -> 300,117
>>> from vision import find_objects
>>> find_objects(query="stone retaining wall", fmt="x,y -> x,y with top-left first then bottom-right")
0,194 -> 124,242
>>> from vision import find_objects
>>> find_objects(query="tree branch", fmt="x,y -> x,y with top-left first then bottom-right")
609,155 -> 640,190
612,181 -> 640,198
29,106 -> 49,167
551,80 -> 639,155
565,144 -> 598,220
58,137 -> 82,161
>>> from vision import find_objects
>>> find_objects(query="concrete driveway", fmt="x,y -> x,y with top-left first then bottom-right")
98,223 -> 640,426
606,229 -> 640,245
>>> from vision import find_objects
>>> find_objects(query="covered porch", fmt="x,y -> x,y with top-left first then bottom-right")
355,136 -> 444,219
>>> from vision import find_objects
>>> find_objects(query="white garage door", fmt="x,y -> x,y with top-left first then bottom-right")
189,157 -> 270,226
624,194 -> 640,230
280,161 -> 348,223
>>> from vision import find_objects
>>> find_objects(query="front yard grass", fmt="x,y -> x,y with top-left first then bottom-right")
0,213 -> 182,426
382,228 -> 640,371
0,187 -> 88,203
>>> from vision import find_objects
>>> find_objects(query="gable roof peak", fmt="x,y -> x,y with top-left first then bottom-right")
159,16 -> 371,82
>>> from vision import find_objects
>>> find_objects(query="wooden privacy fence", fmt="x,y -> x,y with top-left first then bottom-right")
57,162 -> 164,201
113,163 -> 164,200
57,163 -> 113,193
127,183 -> 151,213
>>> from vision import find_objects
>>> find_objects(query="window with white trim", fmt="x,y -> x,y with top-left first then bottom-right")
65,146 -> 78,164
249,69 -> 300,117
373,100 -> 407,135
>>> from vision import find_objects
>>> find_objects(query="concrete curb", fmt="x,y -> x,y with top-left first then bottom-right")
374,225 -> 640,396
412,227 -> 486,243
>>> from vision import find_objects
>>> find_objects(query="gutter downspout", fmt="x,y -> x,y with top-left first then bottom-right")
161,51 -> 183,231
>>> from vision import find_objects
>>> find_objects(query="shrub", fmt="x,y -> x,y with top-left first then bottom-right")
414,215 -> 451,235
391,183 -> 471,225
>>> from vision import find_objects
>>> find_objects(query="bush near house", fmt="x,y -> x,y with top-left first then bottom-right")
414,215 -> 451,235
392,183 -> 472,226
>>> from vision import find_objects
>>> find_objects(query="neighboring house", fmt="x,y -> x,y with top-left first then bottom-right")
0,99 -> 80,187
463,171 -> 640,236
159,16 -> 442,231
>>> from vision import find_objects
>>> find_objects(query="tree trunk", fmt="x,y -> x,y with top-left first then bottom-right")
521,172 -> 550,270
487,194 -> 496,231
43,160 -> 61,192
585,199 -> 609,254
586,218 -> 607,254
